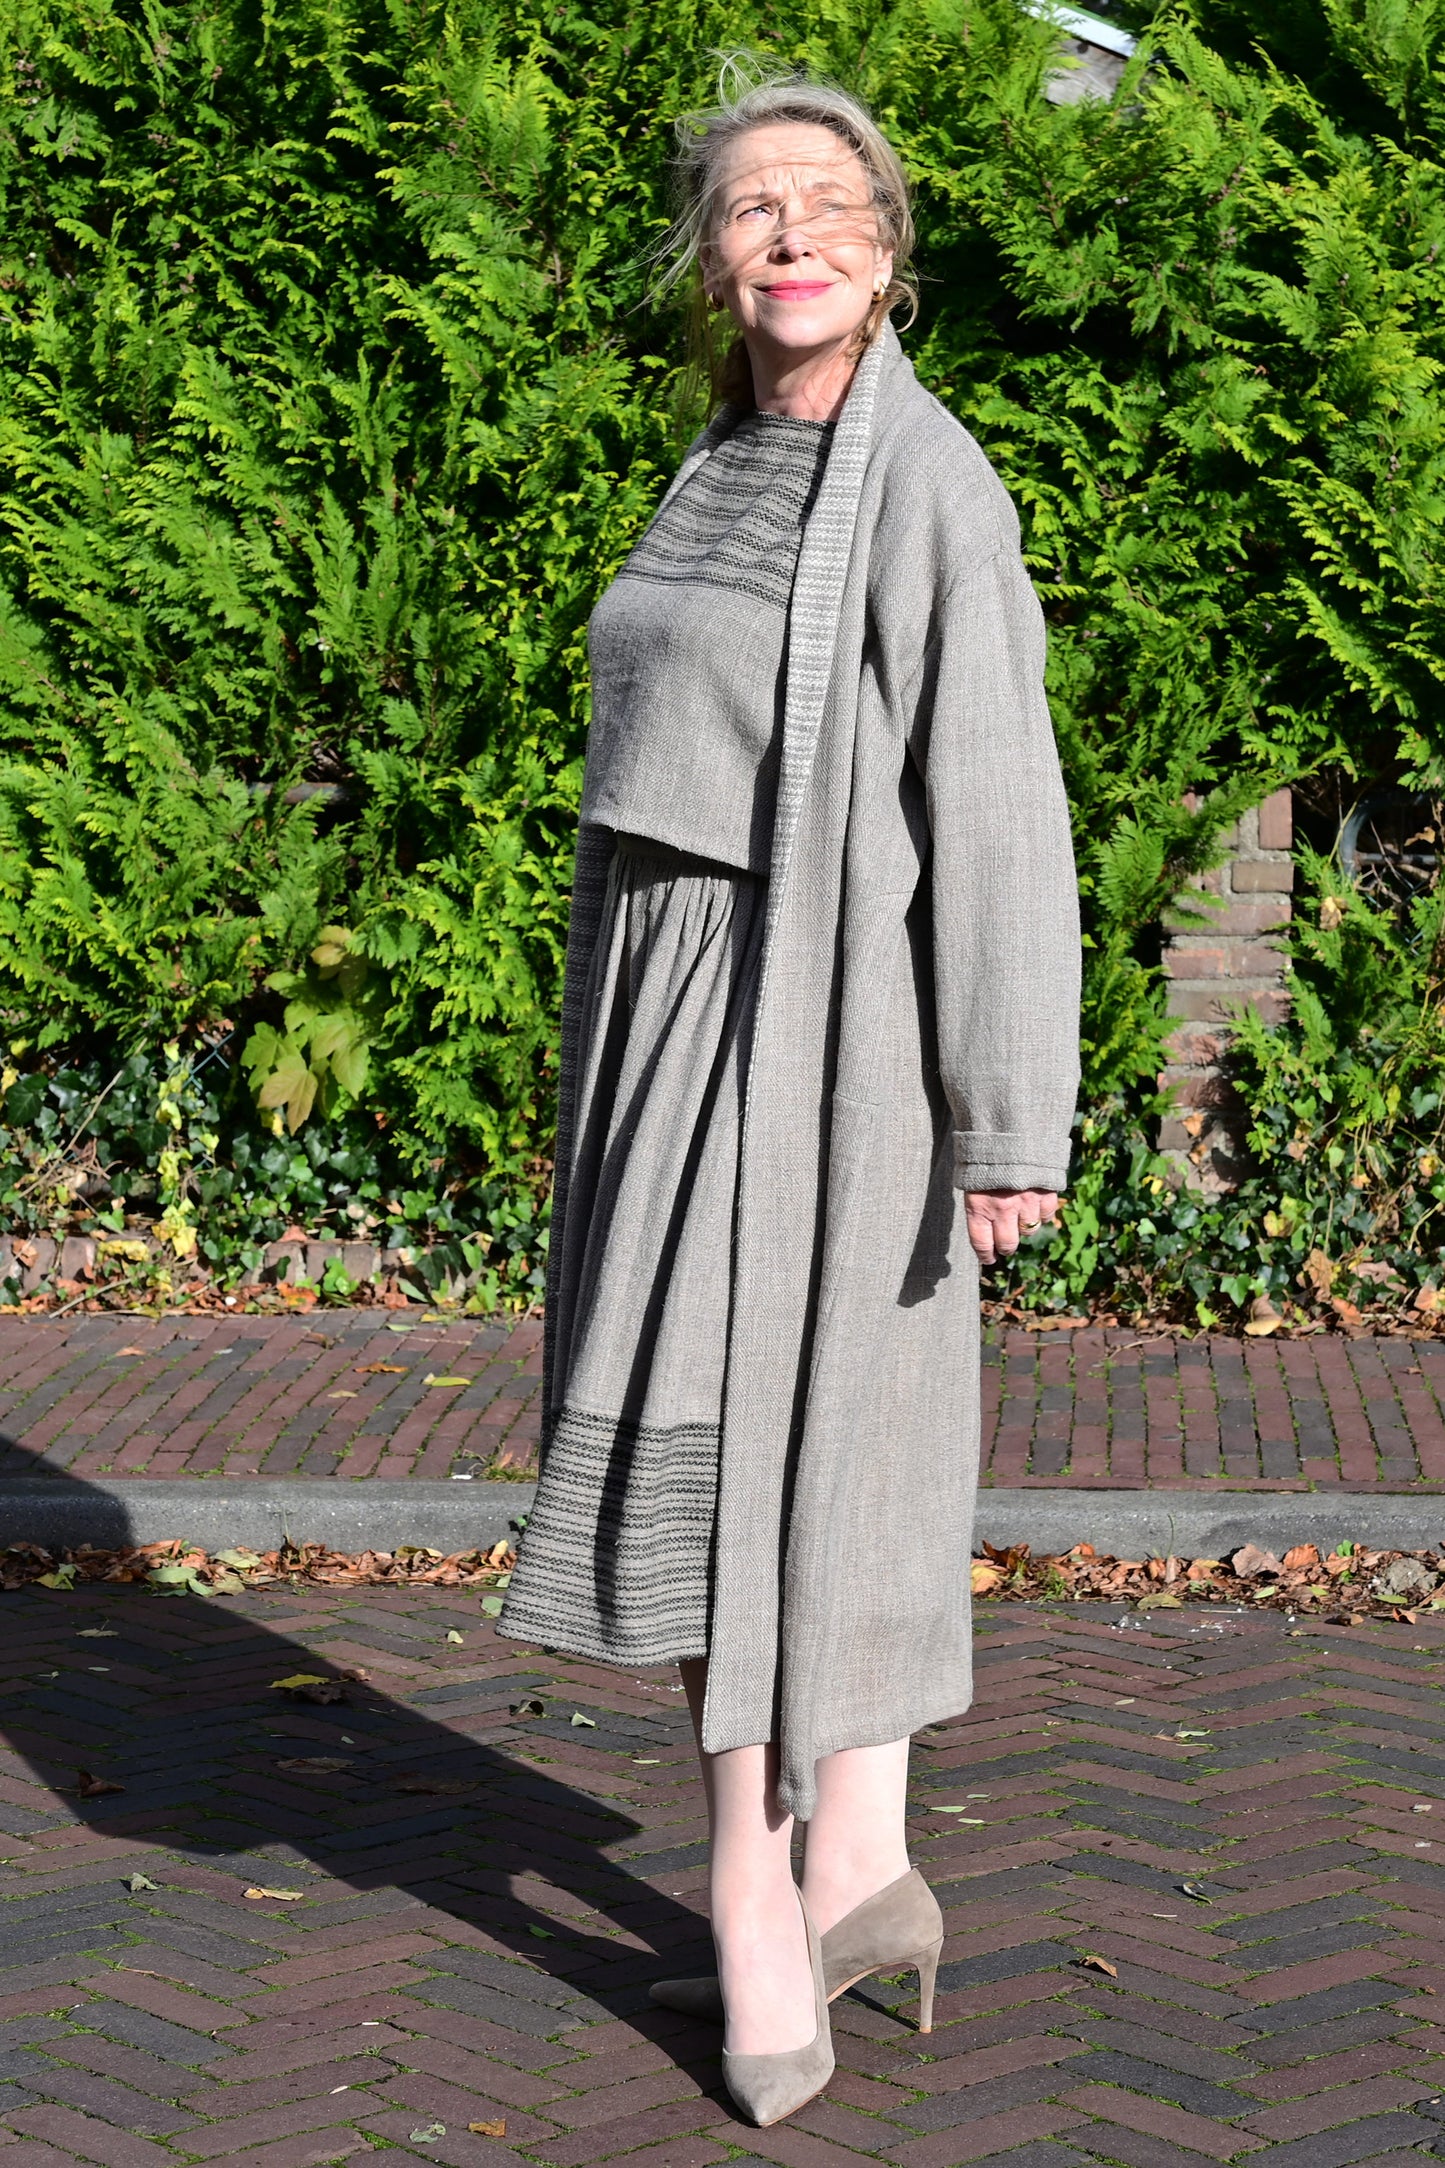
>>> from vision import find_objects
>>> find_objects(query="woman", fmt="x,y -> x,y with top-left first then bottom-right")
500,60 -> 1080,2126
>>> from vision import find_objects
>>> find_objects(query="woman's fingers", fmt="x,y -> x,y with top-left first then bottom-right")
964,1189 -> 1060,1265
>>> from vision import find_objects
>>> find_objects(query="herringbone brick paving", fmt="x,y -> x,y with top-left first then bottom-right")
4,1318 -> 1445,1487
1,1588 -> 1443,2166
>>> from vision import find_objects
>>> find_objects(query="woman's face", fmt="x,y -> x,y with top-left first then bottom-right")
699,123 -> 892,361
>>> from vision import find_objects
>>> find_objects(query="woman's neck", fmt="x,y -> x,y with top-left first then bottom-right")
745,336 -> 859,421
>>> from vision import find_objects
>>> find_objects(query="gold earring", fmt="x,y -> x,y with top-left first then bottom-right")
874,278 -> 887,295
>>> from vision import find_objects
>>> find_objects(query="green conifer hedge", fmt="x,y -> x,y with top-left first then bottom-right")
1,0 -> 1442,1316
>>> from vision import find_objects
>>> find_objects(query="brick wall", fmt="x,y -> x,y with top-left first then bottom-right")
1159,788 -> 1293,1189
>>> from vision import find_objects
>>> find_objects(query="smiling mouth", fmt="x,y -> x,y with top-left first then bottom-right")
757,281 -> 836,299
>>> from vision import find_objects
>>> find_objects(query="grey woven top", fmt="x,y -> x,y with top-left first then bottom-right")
622,410 -> 834,607
582,411 -> 834,874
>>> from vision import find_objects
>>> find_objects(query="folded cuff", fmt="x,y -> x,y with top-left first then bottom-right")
952,1129 -> 1070,1195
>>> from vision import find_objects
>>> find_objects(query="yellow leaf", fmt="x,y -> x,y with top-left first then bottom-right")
245,1886 -> 305,1901
1136,1591 -> 1184,1611
423,1374 -> 473,1389
286,1064 -> 319,1131
311,926 -> 353,969
468,2121 -> 506,2139
971,1560 -> 1005,1595
257,1046 -> 310,1109
271,1673 -> 329,1690
99,1238 -> 151,1263
157,1209 -> 197,1259
1076,1953 -> 1119,1977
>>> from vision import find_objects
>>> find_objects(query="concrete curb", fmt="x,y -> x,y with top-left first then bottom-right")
976,1488 -> 1445,1556
2,1480 -> 1444,1560
0,1479 -> 537,1554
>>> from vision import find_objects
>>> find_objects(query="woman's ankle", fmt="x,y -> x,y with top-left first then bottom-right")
801,1854 -> 911,1937
712,1884 -> 816,2055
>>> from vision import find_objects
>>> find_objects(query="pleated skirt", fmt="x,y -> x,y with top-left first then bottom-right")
498,833 -> 766,1666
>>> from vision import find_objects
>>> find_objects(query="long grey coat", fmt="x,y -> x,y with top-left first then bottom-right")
544,326 -> 1080,1819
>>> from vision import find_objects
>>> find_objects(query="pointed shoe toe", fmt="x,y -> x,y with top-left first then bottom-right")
721,2028 -> 834,2127
719,1891 -> 834,2127
649,1977 -> 726,2020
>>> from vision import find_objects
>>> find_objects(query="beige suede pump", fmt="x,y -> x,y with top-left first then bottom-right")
719,1888 -> 835,2127
653,1867 -> 944,2033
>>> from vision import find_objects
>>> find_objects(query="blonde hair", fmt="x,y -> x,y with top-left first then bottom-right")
655,53 -> 917,405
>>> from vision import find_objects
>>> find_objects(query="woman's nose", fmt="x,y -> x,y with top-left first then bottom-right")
769,226 -> 812,260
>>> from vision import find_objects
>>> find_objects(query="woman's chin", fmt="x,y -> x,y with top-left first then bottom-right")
745,310 -> 864,355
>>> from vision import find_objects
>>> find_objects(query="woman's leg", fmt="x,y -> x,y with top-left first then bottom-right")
680,1658 -> 816,2054
800,1738 -> 913,1934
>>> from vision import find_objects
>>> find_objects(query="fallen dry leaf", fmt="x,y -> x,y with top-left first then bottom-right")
244,1886 -> 306,1901
276,1756 -> 352,1775
971,1559 -> 1006,1595
1232,1543 -> 1283,1578
511,1697 -> 547,1718
423,1374 -> 472,1388
270,1672 -> 347,1704
468,2121 -> 506,2138
358,1362 -> 408,1374
1076,1953 -> 1118,1977
76,1770 -> 124,1798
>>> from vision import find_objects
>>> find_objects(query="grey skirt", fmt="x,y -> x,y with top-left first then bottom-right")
499,834 -> 766,1666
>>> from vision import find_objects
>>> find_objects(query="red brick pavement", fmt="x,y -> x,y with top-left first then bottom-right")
1,1590 -> 1444,2166
0,1315 -> 544,1483
5,1317 -> 1445,1486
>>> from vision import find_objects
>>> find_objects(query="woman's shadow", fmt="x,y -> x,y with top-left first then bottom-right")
0,1449 -> 725,2131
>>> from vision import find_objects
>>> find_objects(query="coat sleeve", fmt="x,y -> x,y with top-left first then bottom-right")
912,541 -> 1081,1195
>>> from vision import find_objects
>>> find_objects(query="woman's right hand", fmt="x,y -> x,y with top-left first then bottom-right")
964,1189 -> 1058,1266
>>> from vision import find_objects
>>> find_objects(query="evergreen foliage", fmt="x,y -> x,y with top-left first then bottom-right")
0,0 -> 1442,1310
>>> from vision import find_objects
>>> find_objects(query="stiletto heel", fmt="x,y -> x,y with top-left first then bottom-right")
912,1935 -> 943,2033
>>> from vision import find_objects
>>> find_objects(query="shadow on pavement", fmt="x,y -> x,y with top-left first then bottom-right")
0,1457 -> 719,2112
